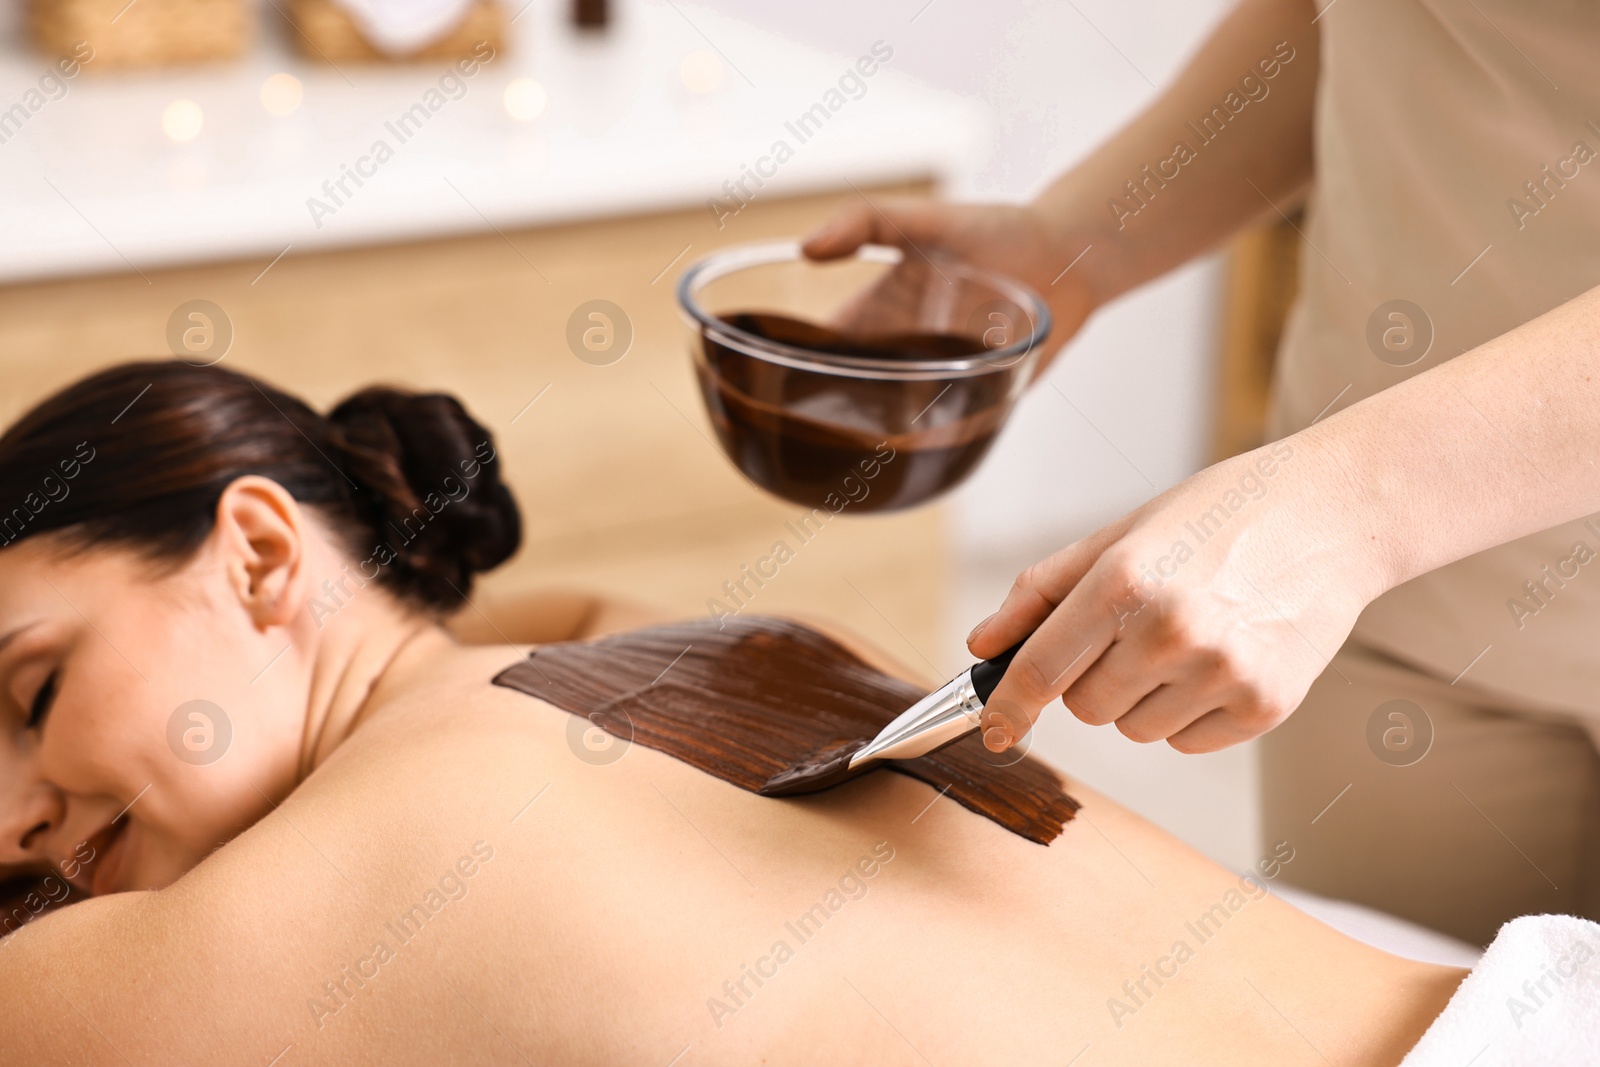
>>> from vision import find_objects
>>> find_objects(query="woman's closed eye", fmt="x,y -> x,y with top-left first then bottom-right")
27,671 -> 57,730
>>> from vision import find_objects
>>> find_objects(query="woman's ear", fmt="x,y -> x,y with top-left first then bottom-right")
213,476 -> 309,630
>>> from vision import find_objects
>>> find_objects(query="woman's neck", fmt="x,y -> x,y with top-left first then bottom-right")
295,608 -> 447,780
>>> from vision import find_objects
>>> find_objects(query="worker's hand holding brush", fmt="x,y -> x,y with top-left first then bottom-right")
967,434 -> 1391,754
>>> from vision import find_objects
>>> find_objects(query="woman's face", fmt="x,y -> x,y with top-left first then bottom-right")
0,534 -> 310,899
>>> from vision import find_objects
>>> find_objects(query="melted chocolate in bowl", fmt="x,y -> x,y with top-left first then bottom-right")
493,616 -> 1080,845
695,312 -> 1012,512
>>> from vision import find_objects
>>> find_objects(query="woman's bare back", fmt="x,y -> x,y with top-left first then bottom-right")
2,630 -> 1460,1065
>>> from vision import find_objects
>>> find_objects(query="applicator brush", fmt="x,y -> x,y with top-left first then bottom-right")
758,641 -> 1023,796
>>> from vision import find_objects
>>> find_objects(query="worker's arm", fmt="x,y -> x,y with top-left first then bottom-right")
803,0 -> 1322,349
971,279 -> 1600,752
1032,0 -> 1319,303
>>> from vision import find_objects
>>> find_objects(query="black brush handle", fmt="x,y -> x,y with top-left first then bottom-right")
969,639 -> 1026,703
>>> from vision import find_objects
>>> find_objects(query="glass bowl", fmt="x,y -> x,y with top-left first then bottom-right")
676,240 -> 1051,513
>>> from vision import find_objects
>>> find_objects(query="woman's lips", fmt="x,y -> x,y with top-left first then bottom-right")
58,821 -> 116,896
85,819 -> 132,897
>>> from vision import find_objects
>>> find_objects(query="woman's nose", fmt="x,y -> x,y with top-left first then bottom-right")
0,781 -> 64,866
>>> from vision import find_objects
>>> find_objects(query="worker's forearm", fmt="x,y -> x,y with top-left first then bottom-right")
1308,282 -> 1600,598
1034,0 -> 1319,305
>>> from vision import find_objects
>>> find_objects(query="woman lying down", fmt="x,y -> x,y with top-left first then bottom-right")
0,362 -> 1585,1066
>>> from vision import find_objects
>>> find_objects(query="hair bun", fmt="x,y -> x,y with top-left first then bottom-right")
324,387 -> 520,611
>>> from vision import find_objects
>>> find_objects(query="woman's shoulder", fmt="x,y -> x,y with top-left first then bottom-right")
358,613 -> 939,744
349,639 -> 561,750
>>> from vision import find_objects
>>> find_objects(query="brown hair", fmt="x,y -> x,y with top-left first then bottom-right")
0,360 -> 520,611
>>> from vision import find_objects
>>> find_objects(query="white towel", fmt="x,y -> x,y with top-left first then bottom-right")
328,0 -> 479,55
1402,914 -> 1600,1065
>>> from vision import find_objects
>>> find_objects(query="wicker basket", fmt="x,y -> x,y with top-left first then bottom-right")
29,0 -> 248,68
286,0 -> 503,62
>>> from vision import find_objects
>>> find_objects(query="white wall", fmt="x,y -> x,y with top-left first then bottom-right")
707,0 -> 1260,869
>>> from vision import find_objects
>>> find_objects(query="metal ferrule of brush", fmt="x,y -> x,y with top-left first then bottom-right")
847,668 -> 986,769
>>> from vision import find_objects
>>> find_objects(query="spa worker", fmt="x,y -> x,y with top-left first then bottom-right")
805,0 -> 1600,946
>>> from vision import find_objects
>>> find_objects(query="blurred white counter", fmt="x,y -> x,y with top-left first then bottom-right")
0,0 -> 983,283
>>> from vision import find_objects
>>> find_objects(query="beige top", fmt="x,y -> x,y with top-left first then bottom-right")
1270,0 -> 1600,717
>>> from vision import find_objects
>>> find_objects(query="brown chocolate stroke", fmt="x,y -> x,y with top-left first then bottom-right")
492,616 -> 1079,845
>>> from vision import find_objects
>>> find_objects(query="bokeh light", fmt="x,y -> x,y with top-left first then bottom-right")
162,99 -> 204,142
679,50 -> 724,94
503,78 -> 548,122
260,73 -> 303,117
